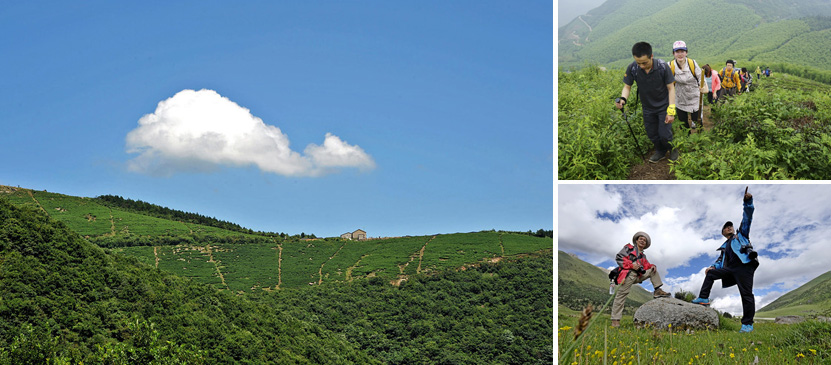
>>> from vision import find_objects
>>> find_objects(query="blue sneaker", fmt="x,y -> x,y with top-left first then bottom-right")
691,297 -> 710,306
740,324 -> 754,333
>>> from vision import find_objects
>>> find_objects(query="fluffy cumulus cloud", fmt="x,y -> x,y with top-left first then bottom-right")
558,184 -> 831,316
126,89 -> 375,177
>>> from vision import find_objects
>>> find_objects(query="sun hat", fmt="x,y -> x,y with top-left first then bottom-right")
632,231 -> 651,249
672,40 -> 687,52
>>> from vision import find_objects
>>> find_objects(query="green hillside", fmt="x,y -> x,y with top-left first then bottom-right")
558,250 -> 653,313
0,197 -> 374,364
757,270 -> 831,317
558,0 -> 831,77
1,185 -> 553,291
0,195 -> 554,363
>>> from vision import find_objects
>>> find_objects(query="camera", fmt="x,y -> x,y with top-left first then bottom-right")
740,245 -> 758,259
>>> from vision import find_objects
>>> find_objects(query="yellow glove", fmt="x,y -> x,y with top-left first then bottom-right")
667,104 -> 676,116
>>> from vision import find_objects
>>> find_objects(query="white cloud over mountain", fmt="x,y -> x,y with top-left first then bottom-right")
126,89 -> 375,177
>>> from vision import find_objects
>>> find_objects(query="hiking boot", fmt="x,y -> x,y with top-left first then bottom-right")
669,148 -> 680,162
648,150 -> 666,163
611,320 -> 620,328
691,297 -> 710,306
739,324 -> 754,333
653,287 -> 671,298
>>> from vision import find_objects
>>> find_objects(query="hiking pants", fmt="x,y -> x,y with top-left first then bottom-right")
677,109 -> 700,132
698,263 -> 757,325
724,86 -> 738,97
642,109 -> 673,153
611,267 -> 664,320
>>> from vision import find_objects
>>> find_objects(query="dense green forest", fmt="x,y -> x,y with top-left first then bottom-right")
0,194 -> 553,363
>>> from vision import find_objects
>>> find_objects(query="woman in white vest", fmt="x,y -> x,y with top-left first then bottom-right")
669,41 -> 708,135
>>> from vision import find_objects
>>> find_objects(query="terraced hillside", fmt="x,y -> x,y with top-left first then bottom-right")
1,185 -> 552,291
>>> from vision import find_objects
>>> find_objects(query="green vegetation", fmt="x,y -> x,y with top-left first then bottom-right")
558,66 -> 831,179
269,251 -> 554,364
757,270 -> 831,317
0,198 -> 374,364
558,65 -> 652,179
558,0 -> 831,81
671,74 -> 831,179
558,312 -> 831,364
1,187 -> 553,362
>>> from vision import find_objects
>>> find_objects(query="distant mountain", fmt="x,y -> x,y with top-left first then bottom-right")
558,250 -> 652,313
558,0 -> 831,72
758,270 -> 831,317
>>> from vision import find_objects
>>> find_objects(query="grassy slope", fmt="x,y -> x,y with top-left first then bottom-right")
558,0 -> 831,72
757,270 -> 831,317
1,186 -> 552,290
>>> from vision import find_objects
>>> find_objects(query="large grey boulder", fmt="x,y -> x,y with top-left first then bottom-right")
633,297 -> 719,330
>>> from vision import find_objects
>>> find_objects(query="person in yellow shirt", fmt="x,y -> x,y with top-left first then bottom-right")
755,66 -> 762,83
719,60 -> 742,98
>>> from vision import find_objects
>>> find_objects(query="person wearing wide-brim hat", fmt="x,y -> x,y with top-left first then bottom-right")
610,231 -> 671,328
692,190 -> 759,333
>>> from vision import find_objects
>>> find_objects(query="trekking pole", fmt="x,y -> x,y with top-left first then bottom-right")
616,99 -> 646,162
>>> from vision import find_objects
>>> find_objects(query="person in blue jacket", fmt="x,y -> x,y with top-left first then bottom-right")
692,189 -> 759,333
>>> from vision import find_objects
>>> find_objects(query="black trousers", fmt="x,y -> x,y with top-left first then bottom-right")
698,262 -> 758,325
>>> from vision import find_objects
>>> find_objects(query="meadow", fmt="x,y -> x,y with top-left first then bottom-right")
557,306 -> 831,364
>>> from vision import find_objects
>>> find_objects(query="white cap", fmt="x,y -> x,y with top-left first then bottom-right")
673,40 -> 687,52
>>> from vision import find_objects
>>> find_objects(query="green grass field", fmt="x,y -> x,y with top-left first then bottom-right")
558,305 -> 831,364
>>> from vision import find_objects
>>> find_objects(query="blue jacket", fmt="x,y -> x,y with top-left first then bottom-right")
713,198 -> 755,269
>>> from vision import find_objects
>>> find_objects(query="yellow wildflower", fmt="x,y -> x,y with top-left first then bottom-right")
810,349 -> 817,355
730,353 -> 735,359
797,353 -> 805,358
559,326 -> 572,331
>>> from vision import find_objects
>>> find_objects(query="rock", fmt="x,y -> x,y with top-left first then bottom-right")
775,315 -> 804,324
633,298 -> 719,330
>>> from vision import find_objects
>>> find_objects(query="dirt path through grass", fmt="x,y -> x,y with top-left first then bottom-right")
276,244 -> 282,289
27,190 -> 47,214
153,246 -> 159,269
203,245 -> 229,290
627,103 -> 714,180
318,241 -> 347,284
416,236 -> 437,274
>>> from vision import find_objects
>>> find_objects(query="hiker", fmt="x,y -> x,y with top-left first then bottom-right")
765,67 -> 771,77
669,41 -> 707,134
692,189 -> 759,333
719,60 -> 742,98
610,231 -> 671,328
739,68 -> 753,93
703,64 -> 721,105
755,66 -> 762,82
615,42 -> 678,163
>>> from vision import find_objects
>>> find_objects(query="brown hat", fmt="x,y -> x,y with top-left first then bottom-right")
632,231 -> 651,249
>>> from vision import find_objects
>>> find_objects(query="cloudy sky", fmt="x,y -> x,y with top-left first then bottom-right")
1,2 -> 552,238
558,183 -> 831,316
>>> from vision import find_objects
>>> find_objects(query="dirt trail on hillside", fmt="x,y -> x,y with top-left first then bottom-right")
27,190 -> 48,214
416,236 -> 437,274
318,242 -> 347,285
275,244 -> 283,290
346,255 -> 368,282
628,104 -> 714,180
498,233 -> 505,257
204,245 -> 229,290
154,246 -> 160,269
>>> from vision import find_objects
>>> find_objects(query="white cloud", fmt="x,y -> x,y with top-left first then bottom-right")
125,89 -> 375,177
558,184 -> 831,313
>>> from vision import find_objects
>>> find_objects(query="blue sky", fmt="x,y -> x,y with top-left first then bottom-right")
1,2 -> 553,238
558,184 -> 831,316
